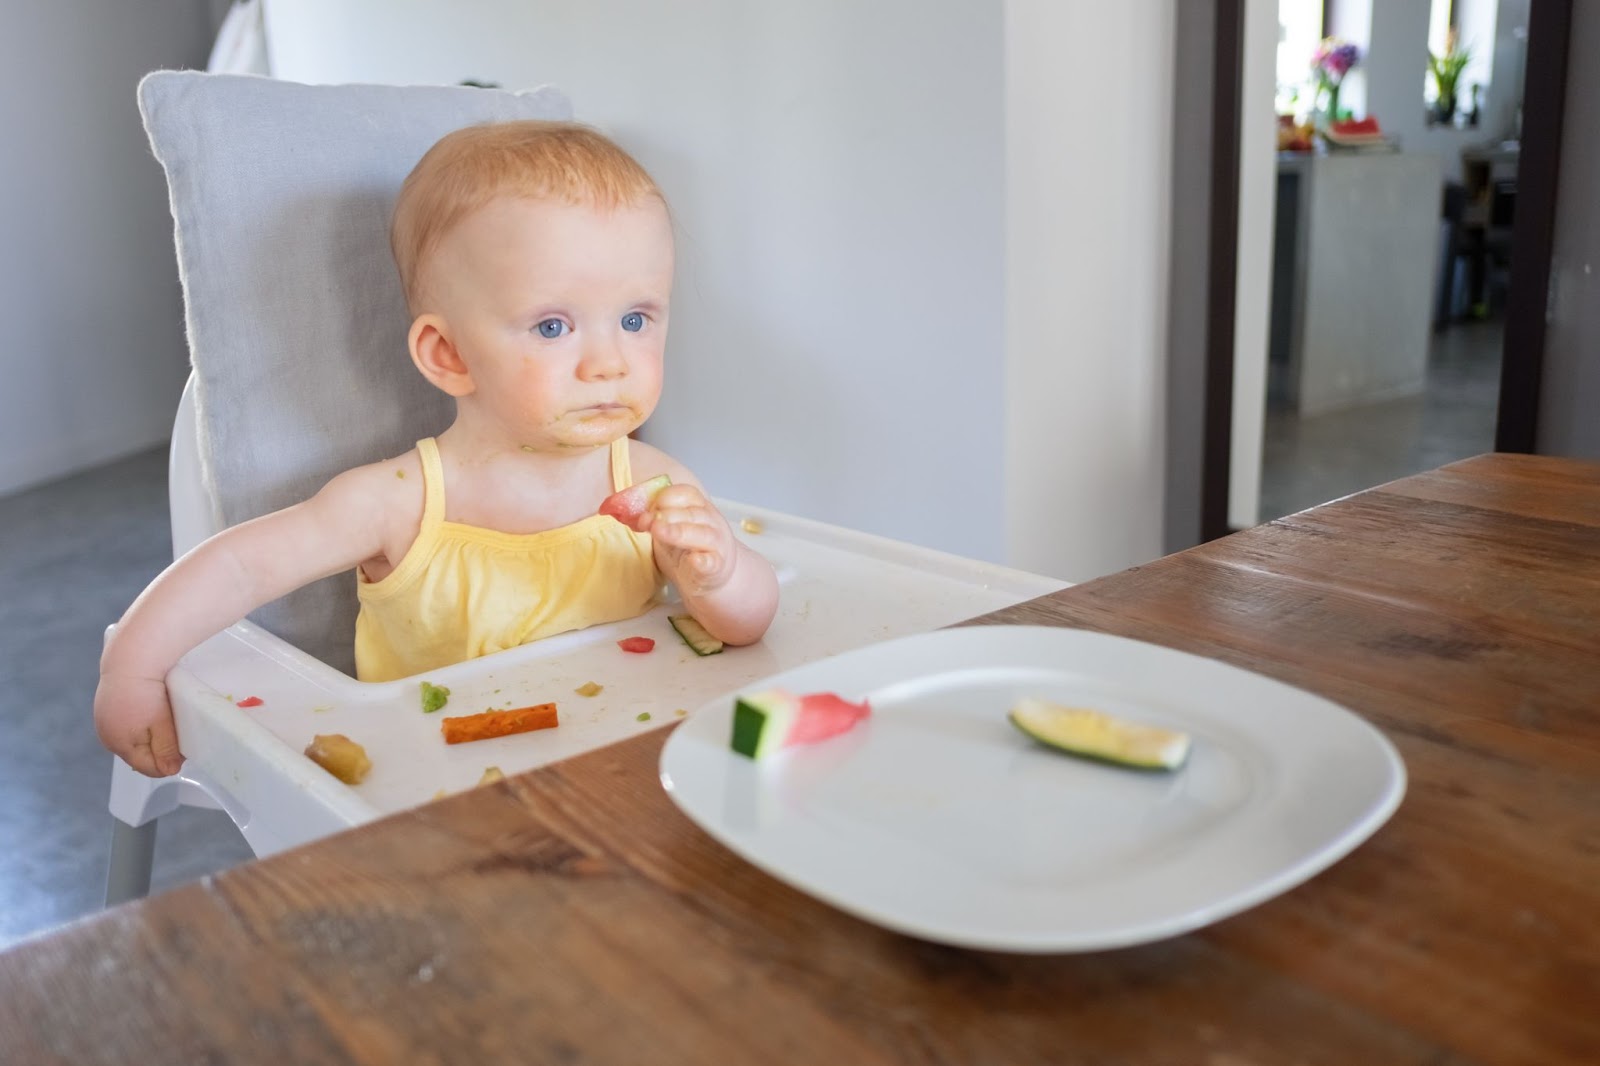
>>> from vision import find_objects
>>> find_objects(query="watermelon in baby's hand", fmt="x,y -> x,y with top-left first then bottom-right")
730,689 -> 871,760
598,474 -> 671,531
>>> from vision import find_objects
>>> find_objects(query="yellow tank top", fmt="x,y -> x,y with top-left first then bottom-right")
353,437 -> 660,683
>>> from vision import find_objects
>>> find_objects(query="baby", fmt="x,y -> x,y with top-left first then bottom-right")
95,120 -> 779,778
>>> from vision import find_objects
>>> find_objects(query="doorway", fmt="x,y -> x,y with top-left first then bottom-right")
1253,0 -> 1523,523
1171,0 -> 1572,544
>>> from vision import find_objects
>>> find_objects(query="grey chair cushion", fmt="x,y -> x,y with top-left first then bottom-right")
139,71 -> 573,674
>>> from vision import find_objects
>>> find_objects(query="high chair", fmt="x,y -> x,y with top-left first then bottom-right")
105,71 -> 1064,905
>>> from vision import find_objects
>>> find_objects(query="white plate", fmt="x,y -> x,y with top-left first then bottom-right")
659,625 -> 1405,953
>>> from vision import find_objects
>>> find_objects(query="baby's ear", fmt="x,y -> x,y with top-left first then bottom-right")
408,314 -> 475,397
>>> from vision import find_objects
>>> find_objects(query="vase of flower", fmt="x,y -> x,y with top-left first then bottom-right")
1312,38 -> 1361,125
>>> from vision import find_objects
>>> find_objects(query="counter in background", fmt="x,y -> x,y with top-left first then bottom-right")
1270,151 -> 1441,416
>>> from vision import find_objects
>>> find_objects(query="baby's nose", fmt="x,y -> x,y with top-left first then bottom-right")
578,336 -> 627,378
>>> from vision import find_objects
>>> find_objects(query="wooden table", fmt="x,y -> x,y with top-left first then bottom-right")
4,454 -> 1596,1065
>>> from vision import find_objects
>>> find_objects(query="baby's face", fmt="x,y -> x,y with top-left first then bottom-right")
430,193 -> 674,451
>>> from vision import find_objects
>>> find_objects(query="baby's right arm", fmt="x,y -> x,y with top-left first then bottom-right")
94,461 -> 410,778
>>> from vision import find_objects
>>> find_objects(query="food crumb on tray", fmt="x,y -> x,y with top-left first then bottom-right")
420,681 -> 450,713
304,733 -> 371,784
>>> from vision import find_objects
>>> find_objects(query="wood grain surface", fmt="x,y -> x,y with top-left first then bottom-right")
2,454 -> 1595,1065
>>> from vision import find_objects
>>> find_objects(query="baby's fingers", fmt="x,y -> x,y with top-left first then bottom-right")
122,721 -> 183,779
650,515 -> 724,554
652,484 -> 709,511
148,715 -> 185,777
653,504 -> 720,534
117,728 -> 162,778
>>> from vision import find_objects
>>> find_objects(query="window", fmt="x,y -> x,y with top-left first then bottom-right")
1427,0 -> 1497,120
1277,0 -> 1326,114
1428,0 -> 1454,60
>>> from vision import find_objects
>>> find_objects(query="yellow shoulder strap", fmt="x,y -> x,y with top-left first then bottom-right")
609,438 -> 632,492
416,437 -> 447,529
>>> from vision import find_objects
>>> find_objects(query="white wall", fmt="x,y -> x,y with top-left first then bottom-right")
1228,0 -> 1279,530
267,0 -> 1178,581
0,1 -> 218,496
1004,1 -> 1172,576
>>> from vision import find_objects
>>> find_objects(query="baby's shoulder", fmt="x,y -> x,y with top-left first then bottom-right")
313,449 -> 425,516
626,439 -> 702,489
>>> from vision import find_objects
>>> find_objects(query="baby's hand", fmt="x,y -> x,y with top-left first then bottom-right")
94,673 -> 184,778
638,484 -> 738,595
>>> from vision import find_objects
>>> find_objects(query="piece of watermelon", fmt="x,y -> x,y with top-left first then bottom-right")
1330,115 -> 1382,137
730,689 -> 871,760
598,474 -> 671,531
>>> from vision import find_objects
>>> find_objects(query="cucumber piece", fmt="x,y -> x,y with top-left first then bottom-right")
730,690 -> 799,760
1008,697 -> 1190,771
669,614 -> 724,656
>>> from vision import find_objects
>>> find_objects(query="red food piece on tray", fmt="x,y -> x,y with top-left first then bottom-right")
236,696 -> 264,708
618,636 -> 656,653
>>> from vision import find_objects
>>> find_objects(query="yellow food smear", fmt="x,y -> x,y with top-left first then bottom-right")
740,517 -> 764,534
575,681 -> 604,697
478,766 -> 505,785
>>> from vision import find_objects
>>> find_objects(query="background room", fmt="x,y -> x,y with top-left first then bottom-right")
1240,0 -> 1532,525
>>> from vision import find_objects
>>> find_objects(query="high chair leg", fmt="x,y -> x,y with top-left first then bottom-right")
104,817 -> 157,906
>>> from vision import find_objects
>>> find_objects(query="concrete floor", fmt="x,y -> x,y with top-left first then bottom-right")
1259,321 -> 1503,522
0,447 -> 253,952
0,326 -> 1504,949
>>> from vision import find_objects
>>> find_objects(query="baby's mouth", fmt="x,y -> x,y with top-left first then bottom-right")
572,402 -> 633,417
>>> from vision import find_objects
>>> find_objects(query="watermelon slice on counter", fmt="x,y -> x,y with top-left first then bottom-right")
730,689 -> 871,760
598,474 -> 671,531
1329,116 -> 1382,137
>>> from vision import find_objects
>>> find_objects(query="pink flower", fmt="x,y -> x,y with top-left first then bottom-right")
1312,38 -> 1361,82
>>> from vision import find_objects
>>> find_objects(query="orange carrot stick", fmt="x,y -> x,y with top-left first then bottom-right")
441,703 -> 559,745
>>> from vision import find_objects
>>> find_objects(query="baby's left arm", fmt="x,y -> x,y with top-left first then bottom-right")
632,466 -> 777,646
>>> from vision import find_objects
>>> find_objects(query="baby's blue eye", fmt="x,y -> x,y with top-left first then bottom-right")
620,312 -> 645,333
536,319 -> 568,339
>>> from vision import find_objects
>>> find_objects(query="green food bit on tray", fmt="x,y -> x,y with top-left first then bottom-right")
636,712 -> 652,722
420,681 -> 451,713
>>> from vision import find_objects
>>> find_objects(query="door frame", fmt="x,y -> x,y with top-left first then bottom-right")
1174,0 -> 1574,545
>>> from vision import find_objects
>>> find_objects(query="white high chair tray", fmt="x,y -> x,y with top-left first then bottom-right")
164,503 -> 1065,853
